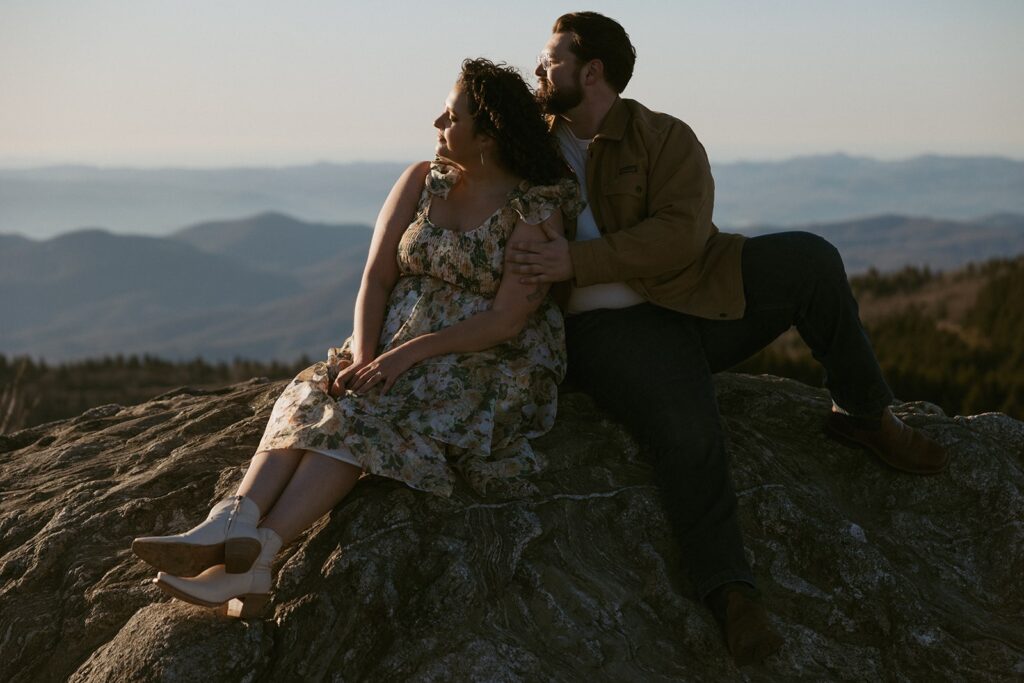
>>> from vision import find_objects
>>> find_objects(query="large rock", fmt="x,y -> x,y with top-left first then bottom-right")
0,374 -> 1021,682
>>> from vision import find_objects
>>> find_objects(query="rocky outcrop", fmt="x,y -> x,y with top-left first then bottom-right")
0,374 -> 1021,682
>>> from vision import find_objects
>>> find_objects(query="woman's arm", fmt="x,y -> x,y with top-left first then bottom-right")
330,161 -> 431,396
350,210 -> 564,394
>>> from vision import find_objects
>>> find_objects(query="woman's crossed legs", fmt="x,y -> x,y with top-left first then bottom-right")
237,448 -> 362,545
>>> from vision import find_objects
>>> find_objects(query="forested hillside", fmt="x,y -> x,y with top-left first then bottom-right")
736,255 -> 1024,418
0,355 -> 310,434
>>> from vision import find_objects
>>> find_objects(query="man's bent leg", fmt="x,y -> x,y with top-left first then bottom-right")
565,303 -> 754,598
696,232 -> 945,472
699,232 -> 894,417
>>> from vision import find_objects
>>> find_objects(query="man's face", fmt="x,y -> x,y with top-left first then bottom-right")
535,32 -> 584,115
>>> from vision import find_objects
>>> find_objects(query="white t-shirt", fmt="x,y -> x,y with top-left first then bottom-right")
556,122 -> 646,315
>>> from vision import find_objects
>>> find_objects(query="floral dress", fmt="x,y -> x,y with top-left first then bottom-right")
256,161 -> 583,497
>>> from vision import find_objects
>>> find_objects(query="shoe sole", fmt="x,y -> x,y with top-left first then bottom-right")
824,421 -> 949,475
152,577 -> 270,618
132,538 -> 261,576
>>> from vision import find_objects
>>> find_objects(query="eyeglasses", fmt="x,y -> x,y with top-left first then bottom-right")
536,53 -> 556,70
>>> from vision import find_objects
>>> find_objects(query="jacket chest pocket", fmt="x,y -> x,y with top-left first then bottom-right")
601,173 -> 646,227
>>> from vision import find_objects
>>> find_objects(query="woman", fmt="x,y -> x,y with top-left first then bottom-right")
131,59 -> 581,618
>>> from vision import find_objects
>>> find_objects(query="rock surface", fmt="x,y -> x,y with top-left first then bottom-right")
0,373 -> 1022,682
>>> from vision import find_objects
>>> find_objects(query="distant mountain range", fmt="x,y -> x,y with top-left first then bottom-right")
2,210 -> 1022,362
0,162 -> 407,239
2,154 -> 1023,238
713,154 -> 1024,227
741,213 -> 1024,272
1,213 -> 371,362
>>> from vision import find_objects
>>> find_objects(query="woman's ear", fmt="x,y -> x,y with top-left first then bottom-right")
476,133 -> 497,153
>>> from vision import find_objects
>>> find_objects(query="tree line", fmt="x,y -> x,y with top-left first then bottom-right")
736,256 -> 1023,418
0,355 -> 310,434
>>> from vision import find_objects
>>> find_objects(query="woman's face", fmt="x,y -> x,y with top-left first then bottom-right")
433,85 -> 481,166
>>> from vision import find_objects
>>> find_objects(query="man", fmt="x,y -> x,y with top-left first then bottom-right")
510,11 -> 948,665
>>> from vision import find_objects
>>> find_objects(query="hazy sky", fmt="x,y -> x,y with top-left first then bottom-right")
2,0 -> 1022,167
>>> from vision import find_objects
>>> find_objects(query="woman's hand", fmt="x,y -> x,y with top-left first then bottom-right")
348,345 -> 420,395
329,357 -> 373,398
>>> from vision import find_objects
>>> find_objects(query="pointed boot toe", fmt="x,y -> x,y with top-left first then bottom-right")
133,495 -> 263,576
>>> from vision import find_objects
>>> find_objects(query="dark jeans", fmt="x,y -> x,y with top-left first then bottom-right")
564,231 -> 893,599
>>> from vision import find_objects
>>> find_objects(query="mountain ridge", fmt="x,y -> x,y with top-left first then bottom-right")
3,154 -> 1023,238
172,211 -> 371,283
2,210 -> 1021,362
0,213 -> 371,361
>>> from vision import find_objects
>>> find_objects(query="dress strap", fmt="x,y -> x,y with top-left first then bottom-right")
415,183 -> 432,215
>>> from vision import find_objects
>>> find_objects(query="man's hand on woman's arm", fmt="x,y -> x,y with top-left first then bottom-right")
508,221 -> 574,284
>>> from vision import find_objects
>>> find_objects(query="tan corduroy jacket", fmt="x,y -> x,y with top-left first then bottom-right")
558,97 -> 747,320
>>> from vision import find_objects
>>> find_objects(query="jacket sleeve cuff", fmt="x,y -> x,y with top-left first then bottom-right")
570,239 -> 617,287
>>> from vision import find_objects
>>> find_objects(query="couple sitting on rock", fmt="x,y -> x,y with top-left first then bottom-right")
131,12 -> 948,666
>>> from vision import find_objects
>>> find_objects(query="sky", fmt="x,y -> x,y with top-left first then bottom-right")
1,0 -> 1022,167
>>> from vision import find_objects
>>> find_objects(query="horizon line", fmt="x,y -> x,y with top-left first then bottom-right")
6,209 -> 1023,245
3,150 -> 1024,172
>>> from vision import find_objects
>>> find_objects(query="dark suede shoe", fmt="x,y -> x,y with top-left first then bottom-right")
707,583 -> 783,666
826,406 -> 949,474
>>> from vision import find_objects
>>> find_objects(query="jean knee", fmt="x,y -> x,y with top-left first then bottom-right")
799,232 -> 846,278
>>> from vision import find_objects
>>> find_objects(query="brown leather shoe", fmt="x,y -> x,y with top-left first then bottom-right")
707,583 -> 784,665
826,406 -> 949,474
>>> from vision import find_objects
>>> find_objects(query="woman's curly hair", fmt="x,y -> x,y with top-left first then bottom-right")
457,58 -> 570,186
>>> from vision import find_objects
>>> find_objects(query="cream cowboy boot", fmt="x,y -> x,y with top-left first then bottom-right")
153,527 -> 283,619
133,495 -> 262,576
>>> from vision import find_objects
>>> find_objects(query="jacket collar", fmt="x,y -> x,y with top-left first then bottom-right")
546,97 -> 630,141
593,96 -> 629,142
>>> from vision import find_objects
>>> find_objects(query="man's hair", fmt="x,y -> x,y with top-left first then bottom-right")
552,12 -> 636,93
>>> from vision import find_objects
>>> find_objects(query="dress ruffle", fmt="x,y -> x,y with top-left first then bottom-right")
425,160 -> 461,199
427,159 -> 584,226
508,177 -> 584,225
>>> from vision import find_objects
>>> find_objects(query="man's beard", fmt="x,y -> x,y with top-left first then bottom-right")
537,76 -> 583,115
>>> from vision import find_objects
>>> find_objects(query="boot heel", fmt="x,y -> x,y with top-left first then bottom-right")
224,537 -> 262,573
222,593 -> 271,618
133,495 -> 262,576
156,528 -> 282,620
